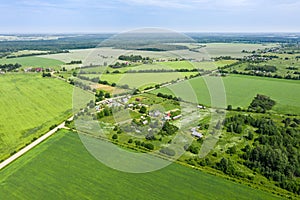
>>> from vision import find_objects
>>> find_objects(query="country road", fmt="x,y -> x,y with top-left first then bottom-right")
0,116 -> 73,170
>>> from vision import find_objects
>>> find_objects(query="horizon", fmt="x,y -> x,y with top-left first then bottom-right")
1,0 -> 299,33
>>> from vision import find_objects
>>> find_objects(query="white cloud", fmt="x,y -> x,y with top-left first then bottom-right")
122,0 -> 253,9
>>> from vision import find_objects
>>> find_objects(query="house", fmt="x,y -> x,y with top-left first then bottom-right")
35,68 -> 42,72
122,97 -> 129,103
24,68 -> 33,72
192,131 -> 203,139
142,120 -> 148,125
191,127 -> 203,138
197,105 -> 206,109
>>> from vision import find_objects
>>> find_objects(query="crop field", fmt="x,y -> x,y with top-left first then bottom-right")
82,72 -> 198,90
90,83 -> 128,94
9,50 -> 48,57
154,74 -> 300,114
40,43 -> 274,67
82,60 -> 237,74
0,56 -> 64,69
173,43 -> 278,59
201,43 -> 278,58
0,74 -> 73,161
230,53 -> 300,78
0,129 -> 282,200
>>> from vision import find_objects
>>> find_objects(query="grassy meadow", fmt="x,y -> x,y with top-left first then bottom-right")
0,129 -> 282,200
83,72 -> 198,90
154,74 -> 300,114
0,74 -> 73,161
0,56 -> 64,69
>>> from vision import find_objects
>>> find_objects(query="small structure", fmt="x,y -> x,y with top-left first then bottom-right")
172,115 -> 182,120
197,105 -> 206,109
128,104 -> 134,108
191,127 -> 203,139
35,68 -> 42,72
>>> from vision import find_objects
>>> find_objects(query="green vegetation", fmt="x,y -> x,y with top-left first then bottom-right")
0,74 -> 72,161
248,94 -> 276,113
220,113 -> 300,194
0,130 -> 282,200
154,74 -> 300,114
0,63 -> 22,72
83,72 -> 197,90
0,56 -> 64,69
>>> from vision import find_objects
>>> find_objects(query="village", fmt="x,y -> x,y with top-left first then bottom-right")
93,93 -> 206,142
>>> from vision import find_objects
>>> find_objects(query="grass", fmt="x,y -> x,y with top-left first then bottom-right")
231,54 -> 300,78
0,56 -> 64,69
83,72 -> 198,90
153,74 -> 300,115
0,73 -> 73,161
0,129 -> 283,200
83,60 -> 238,74
199,43 -> 278,58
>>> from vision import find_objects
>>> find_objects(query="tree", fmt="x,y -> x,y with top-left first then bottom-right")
105,93 -> 111,98
139,106 -> 147,114
112,134 -> 118,140
128,139 -> 133,143
227,105 -> 233,110
248,94 -> 276,113
161,122 -> 179,135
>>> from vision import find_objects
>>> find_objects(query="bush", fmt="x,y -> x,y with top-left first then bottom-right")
112,134 -> 118,140
160,147 -> 175,156
143,143 -> 154,150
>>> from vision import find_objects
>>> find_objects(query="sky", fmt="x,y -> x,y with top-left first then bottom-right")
0,0 -> 300,33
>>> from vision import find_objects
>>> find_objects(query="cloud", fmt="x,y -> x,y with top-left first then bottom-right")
121,0 -> 253,9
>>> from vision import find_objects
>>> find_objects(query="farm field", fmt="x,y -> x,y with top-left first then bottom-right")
0,56 -> 64,69
40,43 -> 275,67
82,72 -> 198,90
82,60 -> 238,74
0,129 -> 282,200
0,74 -> 73,161
230,53 -> 300,78
173,43 -> 278,59
154,74 -> 300,114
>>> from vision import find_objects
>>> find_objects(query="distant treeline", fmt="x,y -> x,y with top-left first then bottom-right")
1,34 -> 300,54
66,60 -> 82,65
5,50 -> 69,59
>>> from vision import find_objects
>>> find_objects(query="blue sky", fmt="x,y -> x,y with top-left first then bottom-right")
1,0 -> 300,33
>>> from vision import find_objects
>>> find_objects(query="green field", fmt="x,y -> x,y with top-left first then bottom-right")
230,53 -> 300,78
154,74 -> 300,114
0,56 -> 64,69
0,129 -> 282,200
0,74 -> 73,161
200,43 -> 278,58
82,60 -> 237,74
83,72 -> 198,90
